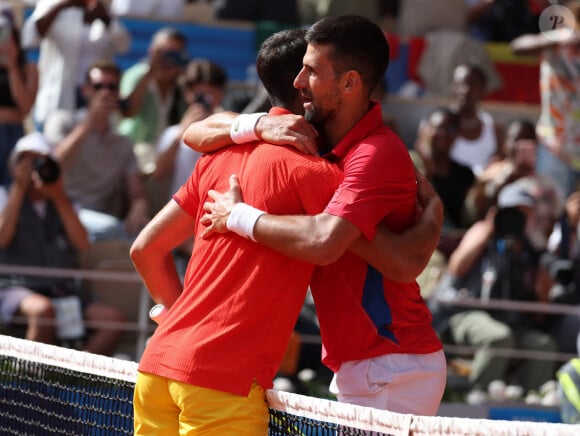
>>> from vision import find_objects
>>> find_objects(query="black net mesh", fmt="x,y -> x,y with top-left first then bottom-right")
1,335 -> 578,436
0,355 -> 134,435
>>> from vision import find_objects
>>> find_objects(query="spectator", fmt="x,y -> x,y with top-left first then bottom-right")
448,63 -> 504,176
154,59 -> 228,204
21,0 -> 131,131
153,58 -> 228,256
119,27 -> 189,176
549,189 -> 580,260
0,11 -> 38,187
0,132 -> 125,356
411,107 -> 474,298
511,0 -> 580,198
44,61 -> 149,242
431,179 -> 559,392
464,119 -> 563,224
414,107 -> 475,231
119,27 -> 189,214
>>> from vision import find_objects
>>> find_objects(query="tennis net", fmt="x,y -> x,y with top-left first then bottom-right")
1,334 -> 579,435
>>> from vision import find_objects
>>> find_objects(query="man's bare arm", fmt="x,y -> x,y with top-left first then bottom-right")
130,200 -> 194,308
252,212 -> 362,265
182,111 -> 239,153
510,31 -> 575,56
182,112 -> 319,155
201,174 -> 361,264
202,172 -> 444,281
256,173 -> 443,276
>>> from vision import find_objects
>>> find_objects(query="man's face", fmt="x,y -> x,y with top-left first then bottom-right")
506,124 -> 537,174
452,66 -> 484,108
428,112 -> 457,155
293,43 -> 343,132
84,68 -> 120,111
512,139 -> 537,173
150,36 -> 187,83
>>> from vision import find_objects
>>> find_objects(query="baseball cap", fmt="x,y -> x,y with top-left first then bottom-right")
497,178 -> 536,209
12,132 -> 52,158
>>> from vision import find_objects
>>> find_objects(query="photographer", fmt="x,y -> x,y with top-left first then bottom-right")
117,27 -> 189,215
148,59 -> 228,263
45,61 -> 149,242
154,59 -> 228,200
431,178 -> 558,392
0,132 -> 125,355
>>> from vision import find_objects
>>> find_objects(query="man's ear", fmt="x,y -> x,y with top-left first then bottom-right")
342,70 -> 361,94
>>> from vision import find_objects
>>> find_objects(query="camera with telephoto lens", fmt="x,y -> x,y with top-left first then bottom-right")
194,92 -> 212,111
494,207 -> 526,241
33,156 -> 61,184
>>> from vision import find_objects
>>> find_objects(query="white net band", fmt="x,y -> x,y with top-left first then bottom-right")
2,335 -> 580,435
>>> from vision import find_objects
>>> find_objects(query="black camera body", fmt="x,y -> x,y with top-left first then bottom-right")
33,156 -> 61,184
494,207 -> 526,241
194,92 -> 212,111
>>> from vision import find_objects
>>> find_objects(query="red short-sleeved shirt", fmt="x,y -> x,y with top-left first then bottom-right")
312,103 -> 442,371
138,117 -> 343,396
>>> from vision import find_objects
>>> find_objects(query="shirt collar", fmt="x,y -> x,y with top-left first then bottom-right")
270,106 -> 292,115
324,101 -> 384,161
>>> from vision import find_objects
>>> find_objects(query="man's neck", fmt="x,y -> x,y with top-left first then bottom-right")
93,118 -> 112,135
325,100 -> 374,148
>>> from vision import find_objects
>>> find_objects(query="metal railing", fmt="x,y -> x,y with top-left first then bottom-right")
2,264 -> 579,365
0,264 -> 153,360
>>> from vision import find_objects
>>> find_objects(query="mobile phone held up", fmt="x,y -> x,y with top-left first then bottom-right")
162,50 -> 189,68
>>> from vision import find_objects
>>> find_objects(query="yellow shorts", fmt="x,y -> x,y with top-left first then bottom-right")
133,371 -> 269,435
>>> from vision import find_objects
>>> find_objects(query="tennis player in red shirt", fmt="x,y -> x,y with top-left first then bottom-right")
132,27 -> 440,434
200,15 -> 446,416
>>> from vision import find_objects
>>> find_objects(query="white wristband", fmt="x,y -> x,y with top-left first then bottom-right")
230,112 -> 267,144
149,304 -> 168,325
226,202 -> 266,241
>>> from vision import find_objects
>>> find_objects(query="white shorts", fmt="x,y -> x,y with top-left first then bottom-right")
329,350 -> 447,416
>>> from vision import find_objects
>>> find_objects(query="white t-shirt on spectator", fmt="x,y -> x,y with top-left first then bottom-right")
111,0 -> 185,18
157,124 -> 202,197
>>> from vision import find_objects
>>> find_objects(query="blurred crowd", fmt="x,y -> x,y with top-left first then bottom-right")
1,0 -> 580,411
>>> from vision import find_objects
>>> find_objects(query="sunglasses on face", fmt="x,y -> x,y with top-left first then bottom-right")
90,82 -> 119,91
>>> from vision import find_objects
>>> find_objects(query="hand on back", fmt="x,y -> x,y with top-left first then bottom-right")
256,114 -> 319,156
